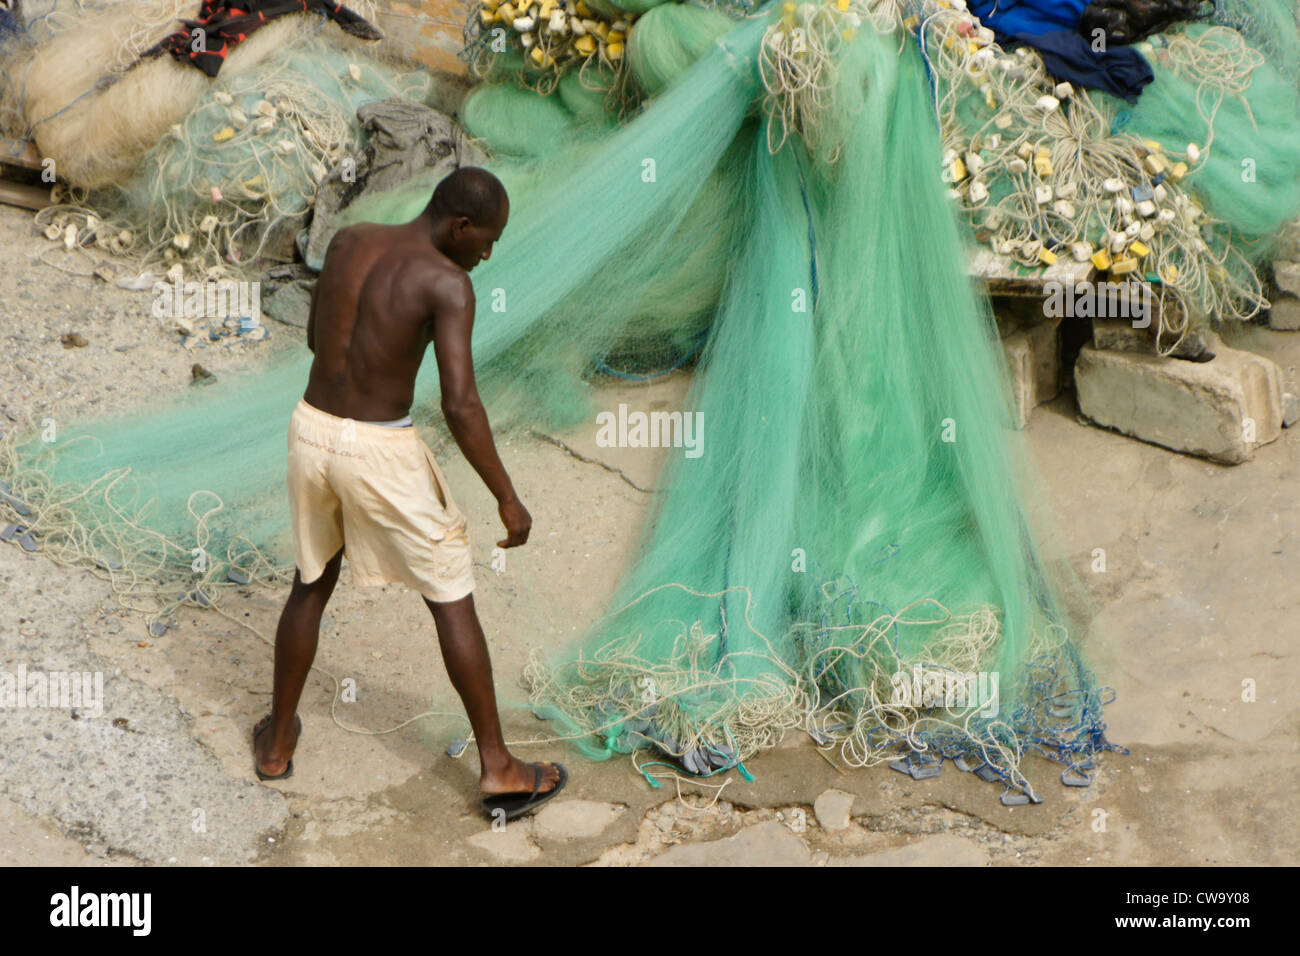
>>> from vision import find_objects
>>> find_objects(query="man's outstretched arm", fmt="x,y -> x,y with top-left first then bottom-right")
429,272 -> 531,548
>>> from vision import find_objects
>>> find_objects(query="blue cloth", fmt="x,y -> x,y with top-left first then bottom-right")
966,0 -> 1154,102
0,8 -> 21,38
1005,28 -> 1155,102
967,0 -> 1092,37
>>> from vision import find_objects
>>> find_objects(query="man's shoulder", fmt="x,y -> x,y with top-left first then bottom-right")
321,221 -> 382,270
421,262 -> 474,311
325,219 -> 374,249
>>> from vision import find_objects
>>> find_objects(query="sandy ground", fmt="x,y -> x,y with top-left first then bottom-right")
1,202 -> 1296,867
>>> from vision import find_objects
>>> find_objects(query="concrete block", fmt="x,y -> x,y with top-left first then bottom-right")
1273,260 -> 1300,297
1268,299 -> 1300,332
1075,343 -> 1285,464
1275,221 -> 1300,262
1002,332 -> 1034,430
1025,317 -> 1062,404
1001,318 -> 1061,428
1268,261 -> 1300,330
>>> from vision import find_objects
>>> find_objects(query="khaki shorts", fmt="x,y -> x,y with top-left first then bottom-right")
287,399 -> 475,603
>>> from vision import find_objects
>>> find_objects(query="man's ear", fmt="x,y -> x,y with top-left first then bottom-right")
453,215 -> 473,237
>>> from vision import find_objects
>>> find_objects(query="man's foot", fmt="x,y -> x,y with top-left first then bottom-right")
480,760 -> 568,822
253,713 -> 302,781
480,756 -> 562,796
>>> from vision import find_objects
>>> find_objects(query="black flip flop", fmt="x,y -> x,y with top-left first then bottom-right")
252,713 -> 302,781
480,763 -> 568,822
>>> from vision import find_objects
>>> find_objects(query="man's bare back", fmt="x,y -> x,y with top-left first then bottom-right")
304,221 -> 472,423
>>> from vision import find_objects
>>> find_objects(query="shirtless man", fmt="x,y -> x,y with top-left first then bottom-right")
253,167 -> 565,819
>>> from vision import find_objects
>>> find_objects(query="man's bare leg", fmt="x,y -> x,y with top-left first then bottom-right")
424,593 -> 561,795
254,549 -> 343,777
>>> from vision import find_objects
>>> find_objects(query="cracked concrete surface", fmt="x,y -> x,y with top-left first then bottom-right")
1,204 -> 1297,866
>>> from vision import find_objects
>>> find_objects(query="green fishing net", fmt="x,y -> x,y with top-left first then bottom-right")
26,21 -> 433,276
921,0 -> 1300,335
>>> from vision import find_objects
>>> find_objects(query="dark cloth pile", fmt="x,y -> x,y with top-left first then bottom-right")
967,0 -> 1213,102
146,1 -> 381,77
0,1 -> 22,39
1080,0 -> 1216,47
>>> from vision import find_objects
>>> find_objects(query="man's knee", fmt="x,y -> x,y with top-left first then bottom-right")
293,549 -> 343,598
424,591 -> 475,622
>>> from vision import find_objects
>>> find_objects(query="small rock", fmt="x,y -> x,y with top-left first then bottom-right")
813,788 -> 856,831
191,363 -> 215,385
61,332 -> 88,349
262,281 -> 313,329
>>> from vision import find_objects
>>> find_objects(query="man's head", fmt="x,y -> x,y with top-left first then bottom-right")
425,167 -> 509,272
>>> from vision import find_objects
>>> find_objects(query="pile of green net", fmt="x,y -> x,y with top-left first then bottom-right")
22,8 -> 432,277
1210,0 -> 1300,86
331,2 -> 1131,795
920,0 -> 1300,344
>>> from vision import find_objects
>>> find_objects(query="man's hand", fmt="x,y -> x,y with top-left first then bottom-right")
497,496 -> 532,548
